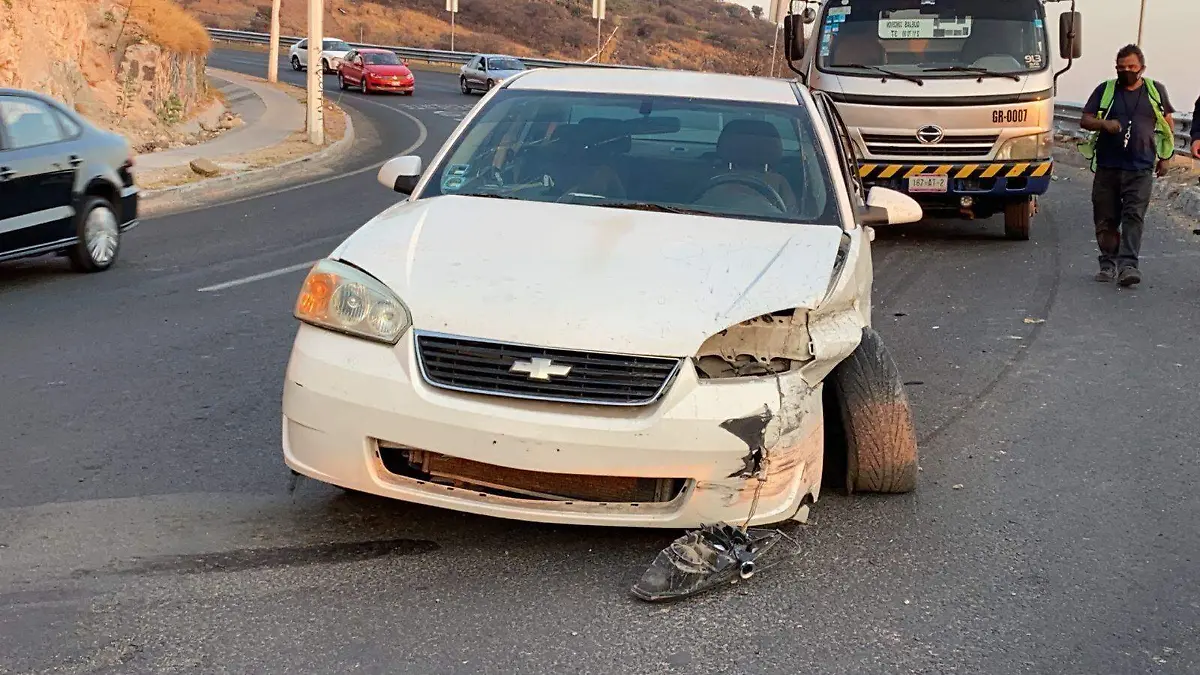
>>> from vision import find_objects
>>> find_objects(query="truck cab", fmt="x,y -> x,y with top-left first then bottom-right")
783,0 -> 1082,240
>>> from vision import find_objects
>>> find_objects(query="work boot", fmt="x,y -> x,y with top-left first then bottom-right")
1094,264 -> 1116,282
1118,266 -> 1142,287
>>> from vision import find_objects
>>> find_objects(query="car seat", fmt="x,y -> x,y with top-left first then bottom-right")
696,119 -> 798,213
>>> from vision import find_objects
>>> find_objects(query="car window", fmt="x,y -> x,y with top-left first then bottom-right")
295,39 -> 307,48
420,90 -> 840,226
364,52 -> 401,65
488,58 -> 525,71
52,108 -> 83,138
323,40 -> 350,51
0,96 -> 65,149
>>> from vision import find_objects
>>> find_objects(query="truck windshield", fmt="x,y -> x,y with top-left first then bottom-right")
817,0 -> 1048,79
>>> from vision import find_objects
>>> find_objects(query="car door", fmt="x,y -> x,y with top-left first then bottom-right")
294,39 -> 308,67
342,50 -> 358,82
0,94 -> 79,258
464,56 -> 480,85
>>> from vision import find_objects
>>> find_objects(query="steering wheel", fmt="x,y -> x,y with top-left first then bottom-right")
694,174 -> 788,213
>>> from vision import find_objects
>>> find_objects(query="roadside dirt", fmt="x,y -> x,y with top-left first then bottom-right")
136,95 -> 348,191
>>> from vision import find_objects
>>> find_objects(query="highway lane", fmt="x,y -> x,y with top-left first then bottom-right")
1,49 -> 1197,674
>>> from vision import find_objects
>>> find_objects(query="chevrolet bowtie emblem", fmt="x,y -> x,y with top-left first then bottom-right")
509,357 -> 572,380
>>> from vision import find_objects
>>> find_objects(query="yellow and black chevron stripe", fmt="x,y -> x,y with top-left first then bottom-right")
858,161 -> 1054,180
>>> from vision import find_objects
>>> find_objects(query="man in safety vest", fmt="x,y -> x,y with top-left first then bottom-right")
1079,44 -> 1177,287
1192,94 -> 1199,159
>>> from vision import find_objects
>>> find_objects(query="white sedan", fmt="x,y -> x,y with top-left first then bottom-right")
288,37 -> 352,73
282,67 -> 924,529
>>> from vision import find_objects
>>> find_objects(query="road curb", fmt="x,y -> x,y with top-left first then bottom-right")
139,108 -> 355,216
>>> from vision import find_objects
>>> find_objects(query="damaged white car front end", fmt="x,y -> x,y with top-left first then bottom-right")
281,68 -> 923,528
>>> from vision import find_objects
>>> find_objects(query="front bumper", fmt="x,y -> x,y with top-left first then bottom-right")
119,185 -> 139,230
282,325 -> 826,528
368,80 -> 414,93
859,161 -> 1053,201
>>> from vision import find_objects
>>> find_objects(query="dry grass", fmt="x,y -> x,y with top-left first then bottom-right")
124,0 -> 212,54
181,0 -> 778,75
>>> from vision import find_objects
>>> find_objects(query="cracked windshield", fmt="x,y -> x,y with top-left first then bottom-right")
818,0 -> 1050,78
421,91 -> 840,225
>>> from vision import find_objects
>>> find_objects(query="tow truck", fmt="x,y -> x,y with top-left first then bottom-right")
780,0 -> 1082,239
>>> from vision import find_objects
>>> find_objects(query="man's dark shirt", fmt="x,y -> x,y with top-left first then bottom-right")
1083,79 -> 1175,172
1191,95 -> 1199,142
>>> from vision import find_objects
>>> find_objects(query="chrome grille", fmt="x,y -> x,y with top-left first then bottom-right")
414,332 -> 682,406
862,132 -> 998,159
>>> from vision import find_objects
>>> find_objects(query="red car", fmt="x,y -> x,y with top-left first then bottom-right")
337,48 -> 415,95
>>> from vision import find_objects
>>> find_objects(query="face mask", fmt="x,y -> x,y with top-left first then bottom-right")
1117,69 -> 1141,86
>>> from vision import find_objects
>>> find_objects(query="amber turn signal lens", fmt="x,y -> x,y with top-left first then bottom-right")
297,271 -> 336,318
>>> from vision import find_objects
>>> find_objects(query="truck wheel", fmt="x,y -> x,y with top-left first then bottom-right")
824,327 -> 918,494
1004,197 -> 1033,241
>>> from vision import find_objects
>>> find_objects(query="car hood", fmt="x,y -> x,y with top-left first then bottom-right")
334,196 -> 846,356
365,64 -> 413,77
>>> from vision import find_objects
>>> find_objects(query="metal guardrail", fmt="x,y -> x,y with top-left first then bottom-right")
206,28 -> 647,70
209,28 -> 1194,155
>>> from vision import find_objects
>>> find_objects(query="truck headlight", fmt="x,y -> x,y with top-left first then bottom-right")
294,259 -> 412,344
995,132 -> 1052,161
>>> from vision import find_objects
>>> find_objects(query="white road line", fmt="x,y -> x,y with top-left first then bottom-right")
198,261 -> 316,292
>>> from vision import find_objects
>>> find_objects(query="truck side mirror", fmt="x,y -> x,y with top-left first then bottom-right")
783,15 -> 807,61
1059,11 -> 1083,60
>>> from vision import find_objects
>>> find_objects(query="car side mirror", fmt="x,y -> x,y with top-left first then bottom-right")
783,14 -> 807,61
1059,11 -> 1083,60
861,187 -> 922,225
378,155 -> 423,195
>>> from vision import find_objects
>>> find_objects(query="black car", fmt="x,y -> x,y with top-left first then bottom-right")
0,88 -> 138,272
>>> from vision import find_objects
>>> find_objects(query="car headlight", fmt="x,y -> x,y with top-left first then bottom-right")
693,310 -> 812,380
294,259 -> 412,344
995,132 -> 1052,161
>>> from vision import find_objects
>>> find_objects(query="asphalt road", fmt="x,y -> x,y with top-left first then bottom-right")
1,49 -> 1197,674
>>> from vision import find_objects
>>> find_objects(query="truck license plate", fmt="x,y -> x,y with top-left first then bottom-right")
908,174 -> 948,193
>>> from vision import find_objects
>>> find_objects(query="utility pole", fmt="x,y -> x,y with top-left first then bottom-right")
1136,0 -> 1147,46
267,0 -> 281,82
768,0 -> 787,78
593,0 -> 606,63
306,0 -> 324,145
447,0 -> 459,52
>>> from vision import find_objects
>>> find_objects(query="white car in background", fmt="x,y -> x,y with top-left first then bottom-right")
282,67 -> 924,529
289,37 -> 352,73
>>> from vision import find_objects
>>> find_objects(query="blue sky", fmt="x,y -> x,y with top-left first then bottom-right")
729,0 -> 1198,105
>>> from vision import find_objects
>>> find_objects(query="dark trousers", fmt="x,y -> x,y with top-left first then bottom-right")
1091,167 -> 1154,270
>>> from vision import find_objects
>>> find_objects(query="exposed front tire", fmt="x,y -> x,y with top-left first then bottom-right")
486,79 -> 495,91
824,327 -> 918,494
1004,197 -> 1033,241
322,59 -> 331,74
360,77 -> 369,95
291,55 -> 302,71
68,197 -> 121,273
460,76 -> 471,94
338,73 -> 347,90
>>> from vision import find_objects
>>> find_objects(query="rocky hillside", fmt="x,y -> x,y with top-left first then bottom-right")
183,0 -> 777,75
0,0 -> 213,147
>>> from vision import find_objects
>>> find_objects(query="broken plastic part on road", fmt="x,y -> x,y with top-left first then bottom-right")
631,523 -> 801,602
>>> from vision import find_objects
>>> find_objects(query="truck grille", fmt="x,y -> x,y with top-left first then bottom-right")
414,332 -> 682,406
862,132 -> 998,159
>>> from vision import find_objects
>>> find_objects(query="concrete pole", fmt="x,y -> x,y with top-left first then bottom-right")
267,0 -> 281,82
1136,0 -> 1147,46
306,0 -> 324,145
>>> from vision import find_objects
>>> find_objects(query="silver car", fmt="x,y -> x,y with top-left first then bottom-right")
459,54 -> 527,94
